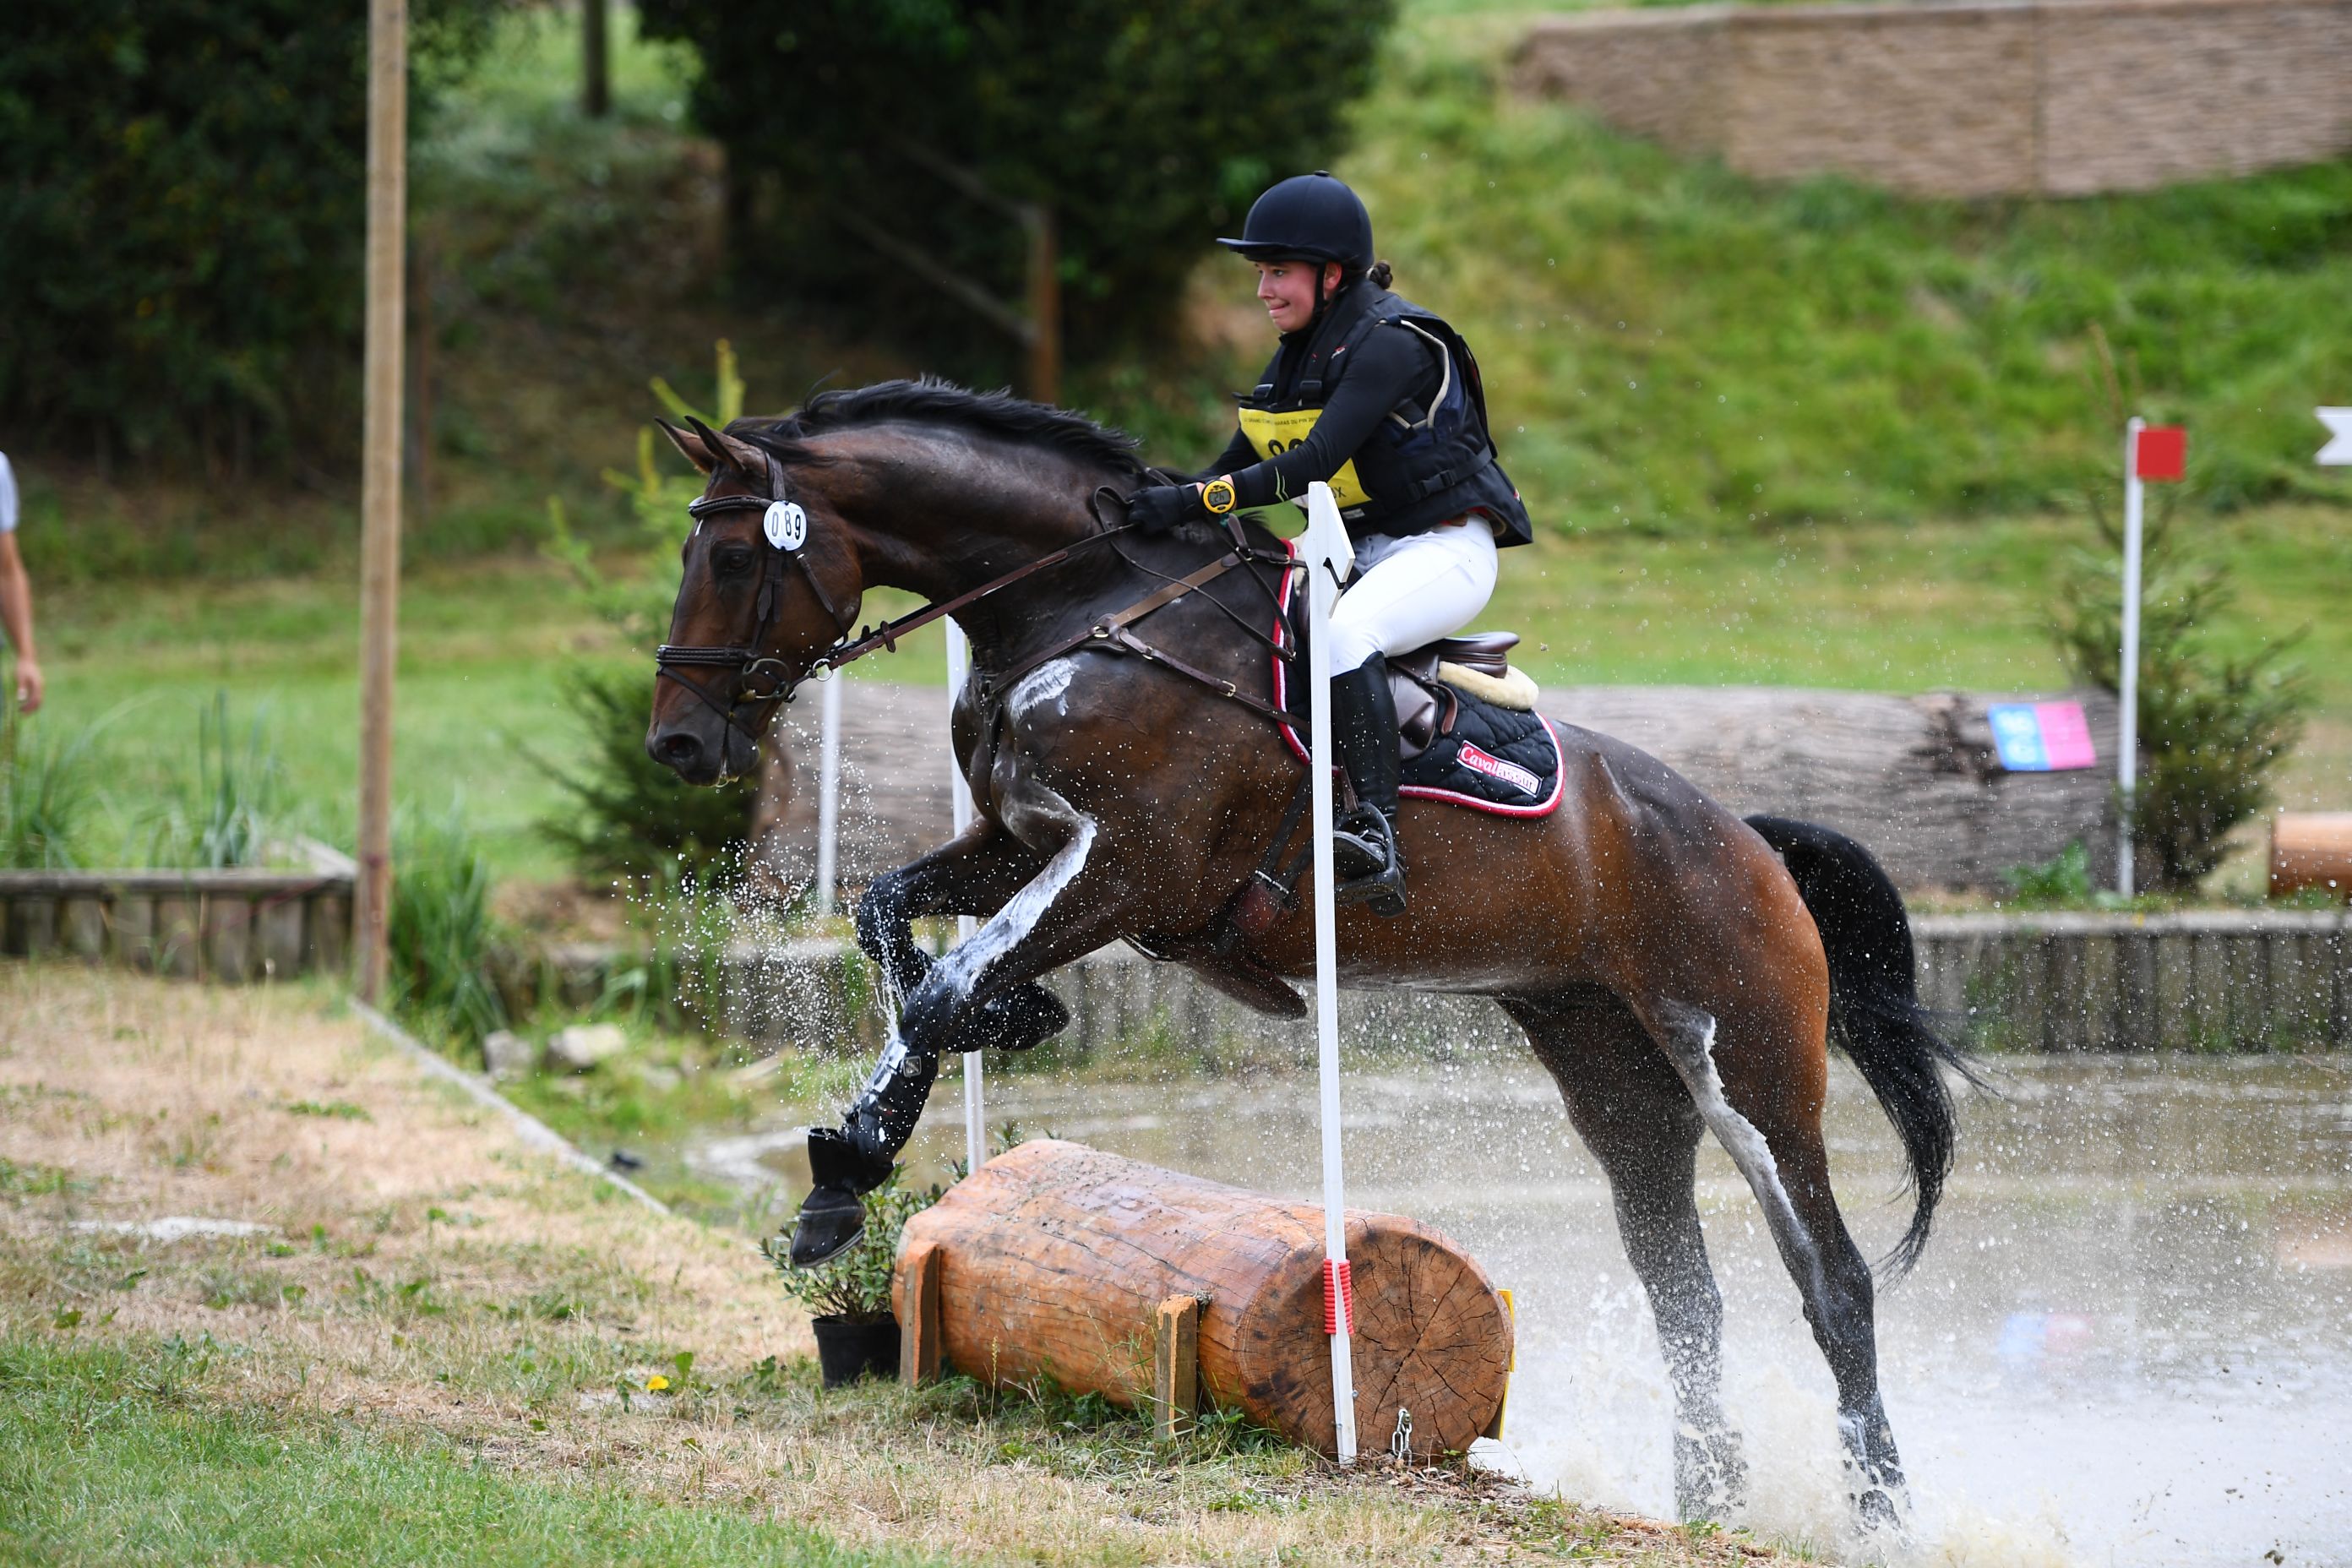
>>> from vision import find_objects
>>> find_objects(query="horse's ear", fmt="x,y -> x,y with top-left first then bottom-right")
656,418 -> 718,476
684,415 -> 772,482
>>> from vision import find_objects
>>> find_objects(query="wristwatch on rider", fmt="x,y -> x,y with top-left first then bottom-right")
1200,476 -> 1239,515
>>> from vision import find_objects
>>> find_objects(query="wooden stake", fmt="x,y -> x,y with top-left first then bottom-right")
1024,205 -> 1060,406
355,0 -> 408,1003
1153,1295 -> 1202,1443
898,1238 -> 943,1386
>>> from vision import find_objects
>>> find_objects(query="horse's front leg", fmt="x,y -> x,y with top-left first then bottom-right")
792,786 -> 1132,1265
852,824 -> 1070,1057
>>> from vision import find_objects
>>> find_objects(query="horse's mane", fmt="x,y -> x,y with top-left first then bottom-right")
733,378 -> 1146,477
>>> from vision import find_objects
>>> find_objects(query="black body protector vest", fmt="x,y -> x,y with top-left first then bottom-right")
1239,283 -> 1533,547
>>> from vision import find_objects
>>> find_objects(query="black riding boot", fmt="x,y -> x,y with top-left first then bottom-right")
1331,655 -> 1408,917
788,1032 -> 940,1267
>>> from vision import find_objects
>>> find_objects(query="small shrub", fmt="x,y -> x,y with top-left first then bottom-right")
762,1169 -> 939,1324
536,344 -> 756,886
145,692 -> 284,869
0,708 -> 106,869
386,805 -> 508,1048
2002,841 -> 2095,908
2049,336 -> 2314,892
531,666 -> 753,886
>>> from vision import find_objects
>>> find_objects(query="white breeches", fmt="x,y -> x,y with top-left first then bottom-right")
1325,519 -> 1500,675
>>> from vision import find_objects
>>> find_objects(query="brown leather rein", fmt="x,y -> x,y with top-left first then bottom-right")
654,463 -> 1302,744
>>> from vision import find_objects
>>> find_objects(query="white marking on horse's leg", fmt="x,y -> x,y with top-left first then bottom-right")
932,782 -> 1097,1007
1006,657 -> 1079,724
1652,1001 -> 1828,1307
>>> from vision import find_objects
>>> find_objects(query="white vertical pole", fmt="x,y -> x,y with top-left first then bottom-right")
2118,417 -> 2144,900
945,623 -> 984,1175
1302,482 -> 1358,1466
813,673 -> 842,918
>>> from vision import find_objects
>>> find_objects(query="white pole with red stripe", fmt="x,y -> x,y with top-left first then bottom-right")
1302,482 -> 1358,1465
2118,419 -> 2187,899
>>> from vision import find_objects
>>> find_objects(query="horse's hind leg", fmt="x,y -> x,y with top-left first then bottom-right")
1636,995 -> 1904,1523
1501,991 -> 1747,1522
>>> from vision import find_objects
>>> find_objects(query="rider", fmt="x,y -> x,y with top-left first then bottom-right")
1128,172 -> 1531,916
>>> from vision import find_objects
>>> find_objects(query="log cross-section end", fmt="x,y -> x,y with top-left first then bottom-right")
1153,1294 -> 1202,1443
899,1239 -> 944,1386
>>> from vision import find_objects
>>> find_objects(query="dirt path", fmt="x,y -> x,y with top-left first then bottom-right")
0,966 -> 1794,1566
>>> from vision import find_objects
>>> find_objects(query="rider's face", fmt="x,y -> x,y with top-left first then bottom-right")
1253,259 -> 1336,333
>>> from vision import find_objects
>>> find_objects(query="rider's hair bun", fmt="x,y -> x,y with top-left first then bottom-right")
1366,259 -> 1394,289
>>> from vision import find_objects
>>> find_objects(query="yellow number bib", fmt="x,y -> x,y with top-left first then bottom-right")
1236,406 -> 1371,510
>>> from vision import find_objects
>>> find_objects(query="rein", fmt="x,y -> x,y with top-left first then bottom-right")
655,452 -> 1304,744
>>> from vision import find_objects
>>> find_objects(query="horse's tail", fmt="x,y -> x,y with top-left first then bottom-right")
1745,814 -> 1974,1279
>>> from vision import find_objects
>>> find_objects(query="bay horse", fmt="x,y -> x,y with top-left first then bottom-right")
644,380 -> 1964,1524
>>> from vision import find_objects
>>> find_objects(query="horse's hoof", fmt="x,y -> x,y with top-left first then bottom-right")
1674,1430 -> 1748,1522
1853,1484 -> 1908,1535
968,981 -> 1070,1053
787,1185 -> 868,1268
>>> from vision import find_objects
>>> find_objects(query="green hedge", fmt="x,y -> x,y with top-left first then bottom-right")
0,1 -> 494,469
637,0 -> 1396,372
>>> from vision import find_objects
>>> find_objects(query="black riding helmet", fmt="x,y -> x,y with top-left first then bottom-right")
1217,172 -> 1375,271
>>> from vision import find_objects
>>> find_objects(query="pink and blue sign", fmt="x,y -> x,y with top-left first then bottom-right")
1988,701 -> 2098,772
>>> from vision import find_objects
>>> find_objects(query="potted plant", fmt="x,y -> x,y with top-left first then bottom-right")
764,1168 -> 939,1389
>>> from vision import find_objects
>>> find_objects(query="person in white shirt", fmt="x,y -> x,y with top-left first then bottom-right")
0,454 -> 42,714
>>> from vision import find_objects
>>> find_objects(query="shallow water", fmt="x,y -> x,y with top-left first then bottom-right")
705,1051 -> 2352,1567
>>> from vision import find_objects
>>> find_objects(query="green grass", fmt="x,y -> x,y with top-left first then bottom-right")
0,1337 -> 926,1568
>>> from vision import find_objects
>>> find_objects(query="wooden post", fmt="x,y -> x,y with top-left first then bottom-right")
1024,205 -> 1060,406
355,0 -> 408,1004
898,1238 -> 944,1386
1153,1295 -> 1201,1443
581,0 -> 610,119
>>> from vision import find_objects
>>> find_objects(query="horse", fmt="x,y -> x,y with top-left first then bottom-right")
643,379 -> 1966,1525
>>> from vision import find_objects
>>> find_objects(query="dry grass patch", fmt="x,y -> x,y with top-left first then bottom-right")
0,964 -> 1795,1565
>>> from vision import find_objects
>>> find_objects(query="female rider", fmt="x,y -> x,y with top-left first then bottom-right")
1128,172 -> 1532,916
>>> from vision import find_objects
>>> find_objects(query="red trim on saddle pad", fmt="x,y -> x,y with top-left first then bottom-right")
1269,540 -> 1565,820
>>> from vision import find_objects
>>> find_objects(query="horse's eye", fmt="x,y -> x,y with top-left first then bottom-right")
713,546 -> 757,579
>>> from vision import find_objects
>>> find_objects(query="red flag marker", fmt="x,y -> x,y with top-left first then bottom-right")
2135,425 -> 2187,482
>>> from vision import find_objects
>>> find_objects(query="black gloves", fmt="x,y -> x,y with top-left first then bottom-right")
1127,482 -> 1206,536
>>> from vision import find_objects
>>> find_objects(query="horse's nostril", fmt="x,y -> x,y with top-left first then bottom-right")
651,729 -> 703,769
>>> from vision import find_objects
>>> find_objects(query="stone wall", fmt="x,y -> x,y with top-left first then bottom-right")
1513,0 -> 2352,198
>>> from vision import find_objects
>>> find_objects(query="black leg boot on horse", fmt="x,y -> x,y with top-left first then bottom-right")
791,845 -> 1075,1267
1330,653 -> 1407,917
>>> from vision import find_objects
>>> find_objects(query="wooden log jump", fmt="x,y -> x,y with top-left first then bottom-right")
892,1139 -> 1512,1460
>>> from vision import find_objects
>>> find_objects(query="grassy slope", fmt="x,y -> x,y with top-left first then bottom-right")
9,3 -> 2347,883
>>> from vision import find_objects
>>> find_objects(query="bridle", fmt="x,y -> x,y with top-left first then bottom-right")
651,438 -> 1163,749
652,442 -> 859,744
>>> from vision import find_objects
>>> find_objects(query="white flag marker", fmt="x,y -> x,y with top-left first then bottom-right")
2317,408 -> 2352,466
1301,481 -> 1359,1465
945,623 -> 984,1177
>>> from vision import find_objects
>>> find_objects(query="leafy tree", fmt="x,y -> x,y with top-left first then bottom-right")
0,1 -> 498,469
637,0 -> 1396,371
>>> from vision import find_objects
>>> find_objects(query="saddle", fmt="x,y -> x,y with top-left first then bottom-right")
1390,631 -> 1538,760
